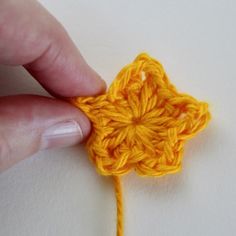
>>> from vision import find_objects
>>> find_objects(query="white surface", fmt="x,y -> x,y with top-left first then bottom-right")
0,0 -> 236,235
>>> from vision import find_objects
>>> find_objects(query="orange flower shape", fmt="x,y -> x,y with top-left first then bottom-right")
70,53 -> 210,177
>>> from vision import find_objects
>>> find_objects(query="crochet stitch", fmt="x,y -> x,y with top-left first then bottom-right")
70,53 -> 211,236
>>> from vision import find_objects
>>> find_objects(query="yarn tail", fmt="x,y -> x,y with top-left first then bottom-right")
113,176 -> 124,236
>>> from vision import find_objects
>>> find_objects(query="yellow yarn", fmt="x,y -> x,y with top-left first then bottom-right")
70,53 -> 211,236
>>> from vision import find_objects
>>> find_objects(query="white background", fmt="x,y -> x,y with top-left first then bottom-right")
0,0 -> 236,235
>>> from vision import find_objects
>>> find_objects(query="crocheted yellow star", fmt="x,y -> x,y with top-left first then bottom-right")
70,53 -> 210,177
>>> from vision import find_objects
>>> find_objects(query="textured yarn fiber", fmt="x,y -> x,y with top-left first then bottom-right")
70,53 -> 211,236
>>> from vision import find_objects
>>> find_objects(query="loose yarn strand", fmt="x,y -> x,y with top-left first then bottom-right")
113,176 -> 124,236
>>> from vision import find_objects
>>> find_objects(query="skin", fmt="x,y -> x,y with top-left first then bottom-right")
0,0 -> 106,171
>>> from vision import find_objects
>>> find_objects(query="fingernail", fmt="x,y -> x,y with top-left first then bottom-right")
40,120 -> 83,150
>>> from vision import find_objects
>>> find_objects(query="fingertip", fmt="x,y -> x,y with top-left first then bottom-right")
74,106 -> 91,140
79,66 -> 107,96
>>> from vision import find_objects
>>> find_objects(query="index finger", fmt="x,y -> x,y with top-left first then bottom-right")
0,0 -> 106,97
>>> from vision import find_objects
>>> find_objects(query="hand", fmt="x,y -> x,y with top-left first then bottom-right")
0,0 -> 106,171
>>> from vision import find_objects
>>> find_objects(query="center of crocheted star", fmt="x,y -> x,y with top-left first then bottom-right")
132,117 -> 142,125
70,53 -> 210,177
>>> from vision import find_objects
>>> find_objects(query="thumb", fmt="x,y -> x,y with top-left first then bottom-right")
0,95 -> 90,172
